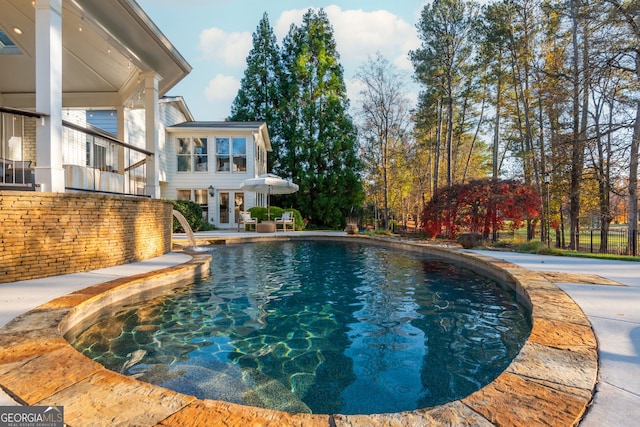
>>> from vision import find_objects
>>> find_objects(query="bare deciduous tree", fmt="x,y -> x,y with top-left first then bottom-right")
355,53 -> 413,230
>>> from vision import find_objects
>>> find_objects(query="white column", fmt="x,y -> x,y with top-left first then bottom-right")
116,105 -> 141,194
116,106 -> 127,144
116,106 -> 126,173
34,0 -> 64,192
142,73 -> 160,198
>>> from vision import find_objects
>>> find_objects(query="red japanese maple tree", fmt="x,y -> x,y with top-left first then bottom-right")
422,179 -> 541,238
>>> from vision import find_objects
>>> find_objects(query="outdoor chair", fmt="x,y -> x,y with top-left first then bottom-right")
238,211 -> 257,232
275,211 -> 294,232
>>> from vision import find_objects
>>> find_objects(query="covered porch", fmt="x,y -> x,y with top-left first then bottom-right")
0,0 -> 191,196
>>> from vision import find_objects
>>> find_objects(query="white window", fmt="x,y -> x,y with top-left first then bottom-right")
86,137 -> 117,171
216,137 -> 246,172
0,28 -> 21,55
177,137 -> 208,172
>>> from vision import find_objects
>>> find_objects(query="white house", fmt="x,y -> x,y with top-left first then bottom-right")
0,0 -> 191,196
83,98 -> 272,229
164,118 -> 271,229
0,0 -> 272,229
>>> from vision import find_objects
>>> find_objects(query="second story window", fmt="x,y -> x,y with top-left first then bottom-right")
216,137 -> 246,173
177,137 -> 208,172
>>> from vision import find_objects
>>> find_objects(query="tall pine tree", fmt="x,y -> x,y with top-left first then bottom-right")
278,9 -> 363,228
228,12 -> 282,171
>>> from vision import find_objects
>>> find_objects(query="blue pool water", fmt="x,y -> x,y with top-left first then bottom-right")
72,240 -> 531,415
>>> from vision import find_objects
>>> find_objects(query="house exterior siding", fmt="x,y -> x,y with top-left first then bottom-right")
165,123 -> 270,228
158,99 -> 191,183
58,99 -> 271,229
87,110 -> 118,135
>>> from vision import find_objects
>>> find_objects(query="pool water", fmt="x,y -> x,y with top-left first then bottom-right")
72,240 -> 531,415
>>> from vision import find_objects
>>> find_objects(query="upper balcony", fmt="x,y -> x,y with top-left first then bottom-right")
1,106 -> 150,196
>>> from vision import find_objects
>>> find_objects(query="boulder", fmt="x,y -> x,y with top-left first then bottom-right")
458,233 -> 483,249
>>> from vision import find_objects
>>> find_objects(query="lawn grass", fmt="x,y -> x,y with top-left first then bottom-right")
510,239 -> 640,262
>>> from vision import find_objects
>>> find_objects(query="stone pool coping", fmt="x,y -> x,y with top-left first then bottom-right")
0,235 -> 597,426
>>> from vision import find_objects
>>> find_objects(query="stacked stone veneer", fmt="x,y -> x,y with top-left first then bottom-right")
0,191 -> 172,284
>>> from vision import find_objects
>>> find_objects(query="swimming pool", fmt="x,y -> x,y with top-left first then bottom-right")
72,240 -> 531,415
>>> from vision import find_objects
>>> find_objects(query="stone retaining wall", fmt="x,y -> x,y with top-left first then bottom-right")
0,191 -> 172,284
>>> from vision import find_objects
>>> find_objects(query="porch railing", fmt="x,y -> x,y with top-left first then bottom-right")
62,120 -> 151,196
0,106 -> 151,196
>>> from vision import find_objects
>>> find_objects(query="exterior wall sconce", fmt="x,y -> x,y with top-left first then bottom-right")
208,185 -> 215,197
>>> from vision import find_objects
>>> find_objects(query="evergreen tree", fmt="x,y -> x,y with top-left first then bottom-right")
411,0 -> 479,188
277,9 -> 363,228
228,12 -> 282,171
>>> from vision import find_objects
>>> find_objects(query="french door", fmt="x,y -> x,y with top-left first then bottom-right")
218,191 -> 245,228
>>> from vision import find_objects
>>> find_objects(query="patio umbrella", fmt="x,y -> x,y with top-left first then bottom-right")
240,173 -> 299,219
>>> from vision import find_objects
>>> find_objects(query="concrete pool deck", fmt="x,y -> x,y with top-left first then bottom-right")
472,249 -> 640,427
0,231 -> 634,425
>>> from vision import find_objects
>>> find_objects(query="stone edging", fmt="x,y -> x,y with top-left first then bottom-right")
0,237 -> 597,426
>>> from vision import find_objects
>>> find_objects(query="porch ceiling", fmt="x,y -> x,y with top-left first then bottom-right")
0,0 -> 191,109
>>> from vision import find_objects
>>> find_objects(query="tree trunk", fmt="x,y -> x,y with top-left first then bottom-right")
605,0 -> 640,257
569,0 -> 584,250
580,3 -> 591,246
629,59 -> 639,255
493,58 -> 502,181
446,74 -> 454,187
560,205 -> 566,248
595,93 -> 614,253
463,82 -> 486,182
383,136 -> 390,230
434,99 -> 443,193
492,61 -> 500,242
538,98 -> 547,244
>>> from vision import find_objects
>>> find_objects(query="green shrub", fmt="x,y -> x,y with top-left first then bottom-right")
513,240 -> 560,255
248,206 -> 305,231
513,240 -> 545,253
492,239 -> 512,248
172,200 -> 213,232
374,229 -> 394,236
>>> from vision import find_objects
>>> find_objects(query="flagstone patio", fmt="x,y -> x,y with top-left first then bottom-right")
0,236 -> 597,426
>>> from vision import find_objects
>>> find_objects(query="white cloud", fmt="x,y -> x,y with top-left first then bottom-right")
274,9 -> 306,39
344,77 -> 365,106
204,74 -> 240,102
272,6 -> 422,114
325,6 -> 418,66
198,27 -> 252,67
393,53 -> 414,72
274,6 -> 420,73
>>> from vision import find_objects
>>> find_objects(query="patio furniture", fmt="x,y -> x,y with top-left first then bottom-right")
1,159 -> 34,185
238,211 -> 257,232
275,211 -> 294,232
240,173 -> 299,220
256,221 -> 276,233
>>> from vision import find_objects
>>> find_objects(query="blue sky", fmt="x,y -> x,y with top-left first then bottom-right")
136,1 -> 428,121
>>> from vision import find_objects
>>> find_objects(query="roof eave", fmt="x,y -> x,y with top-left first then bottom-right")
259,123 -> 272,152
166,121 -> 269,132
118,0 -> 192,94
